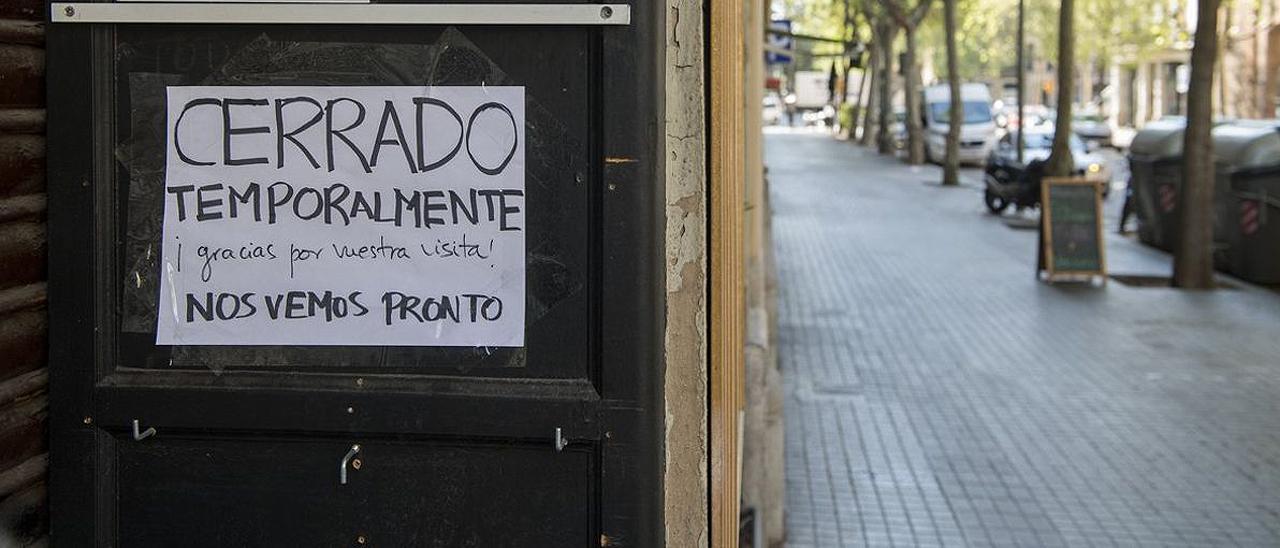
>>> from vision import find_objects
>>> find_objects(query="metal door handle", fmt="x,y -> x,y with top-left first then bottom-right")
339,444 -> 361,485
554,427 -> 568,452
131,419 -> 156,441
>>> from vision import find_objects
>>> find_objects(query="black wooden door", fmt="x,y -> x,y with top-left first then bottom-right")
48,6 -> 662,546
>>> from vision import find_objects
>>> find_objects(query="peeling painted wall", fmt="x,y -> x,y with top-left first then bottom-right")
0,0 -> 49,545
662,0 -> 708,541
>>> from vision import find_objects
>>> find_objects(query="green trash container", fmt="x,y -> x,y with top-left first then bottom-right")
1213,120 -> 1280,283
1127,119 -> 1186,252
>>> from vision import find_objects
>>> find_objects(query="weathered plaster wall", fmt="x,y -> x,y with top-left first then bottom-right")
662,0 -> 708,540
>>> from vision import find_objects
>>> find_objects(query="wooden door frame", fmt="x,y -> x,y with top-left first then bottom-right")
708,0 -> 745,542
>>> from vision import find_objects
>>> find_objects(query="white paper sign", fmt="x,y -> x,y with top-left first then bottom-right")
157,86 -> 526,347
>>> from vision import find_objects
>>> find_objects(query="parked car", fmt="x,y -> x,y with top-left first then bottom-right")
985,125 -> 1111,195
801,105 -> 836,127
1073,114 -> 1113,148
996,103 -> 1052,130
920,83 -> 997,165
889,110 -> 907,149
762,94 -> 783,126
995,103 -> 1019,129
1027,106 -> 1055,127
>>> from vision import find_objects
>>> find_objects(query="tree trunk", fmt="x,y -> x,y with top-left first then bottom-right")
855,58 -> 875,143
877,0 -> 932,160
1252,0 -> 1264,118
1016,0 -> 1024,163
1045,0 -> 1075,177
841,0 -> 853,118
903,24 -> 925,164
860,32 -> 880,143
859,4 -> 882,146
1080,60 -> 1093,107
1173,0 -> 1221,289
875,23 -> 899,154
1216,0 -> 1229,118
942,0 -> 961,185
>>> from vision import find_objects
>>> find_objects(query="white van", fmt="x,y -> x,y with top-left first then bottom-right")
791,70 -> 830,110
920,83 -> 996,165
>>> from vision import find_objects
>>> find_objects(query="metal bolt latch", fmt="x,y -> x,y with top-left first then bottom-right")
600,6 -> 613,19
64,5 -> 75,17
340,444 -> 361,485
554,427 -> 568,452
131,419 -> 156,441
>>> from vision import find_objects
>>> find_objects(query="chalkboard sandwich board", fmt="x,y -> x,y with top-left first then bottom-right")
1039,177 -> 1107,283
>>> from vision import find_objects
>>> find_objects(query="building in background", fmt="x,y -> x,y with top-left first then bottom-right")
1111,0 -> 1280,129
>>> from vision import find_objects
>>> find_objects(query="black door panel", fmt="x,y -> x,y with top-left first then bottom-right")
117,436 -> 593,547
49,3 -> 662,545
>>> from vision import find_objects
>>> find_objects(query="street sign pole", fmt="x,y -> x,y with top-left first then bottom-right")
765,19 -> 794,66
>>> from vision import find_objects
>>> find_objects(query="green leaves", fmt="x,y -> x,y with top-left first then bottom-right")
916,0 -> 1176,84
779,0 -> 1179,83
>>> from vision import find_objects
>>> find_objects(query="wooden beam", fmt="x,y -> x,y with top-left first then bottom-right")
709,0 -> 744,540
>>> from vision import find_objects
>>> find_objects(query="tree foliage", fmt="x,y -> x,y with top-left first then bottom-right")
775,0 -> 847,37
774,0 -> 859,67
915,0 -> 1177,85
1076,0 -> 1175,62
777,0 -> 1183,85
919,0 -> 1016,82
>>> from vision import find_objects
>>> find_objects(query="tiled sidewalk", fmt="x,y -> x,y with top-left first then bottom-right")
768,129 -> 1280,547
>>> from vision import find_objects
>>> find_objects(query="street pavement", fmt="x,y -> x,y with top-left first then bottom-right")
768,127 -> 1280,547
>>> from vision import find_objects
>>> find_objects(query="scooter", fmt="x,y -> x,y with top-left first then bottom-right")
983,158 -> 1047,214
